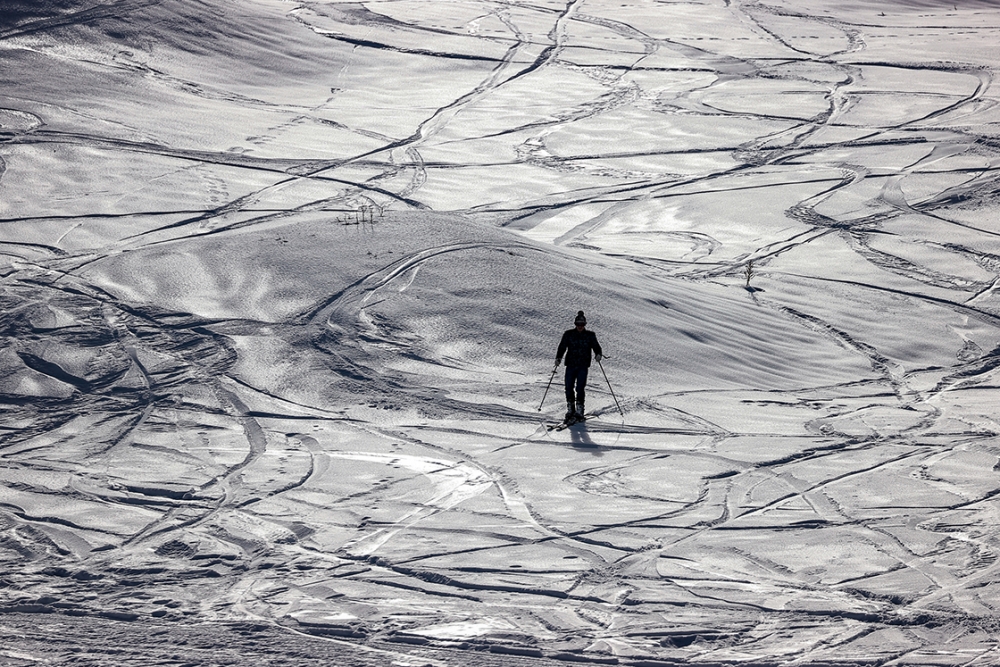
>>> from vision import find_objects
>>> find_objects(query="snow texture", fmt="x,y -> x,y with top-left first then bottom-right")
4,0 -> 1000,665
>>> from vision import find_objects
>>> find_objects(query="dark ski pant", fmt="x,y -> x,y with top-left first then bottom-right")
564,366 -> 588,405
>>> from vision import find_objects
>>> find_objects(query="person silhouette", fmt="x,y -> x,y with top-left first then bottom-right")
555,311 -> 603,421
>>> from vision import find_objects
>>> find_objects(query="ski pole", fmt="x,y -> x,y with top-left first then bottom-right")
596,357 -> 624,417
538,364 -> 558,411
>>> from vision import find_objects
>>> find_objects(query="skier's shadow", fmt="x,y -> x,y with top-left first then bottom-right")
569,420 -> 602,455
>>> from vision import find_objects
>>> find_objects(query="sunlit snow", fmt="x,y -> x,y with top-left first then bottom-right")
4,0 -> 1000,664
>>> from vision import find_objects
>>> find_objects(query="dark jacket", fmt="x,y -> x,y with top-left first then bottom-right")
557,328 -> 602,368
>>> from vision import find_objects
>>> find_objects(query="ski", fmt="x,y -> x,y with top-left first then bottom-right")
547,415 -> 590,431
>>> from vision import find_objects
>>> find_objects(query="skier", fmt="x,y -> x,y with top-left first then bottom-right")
555,311 -> 603,422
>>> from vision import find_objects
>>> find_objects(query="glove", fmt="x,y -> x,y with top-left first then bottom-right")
554,359 -> 561,370
595,354 -> 602,362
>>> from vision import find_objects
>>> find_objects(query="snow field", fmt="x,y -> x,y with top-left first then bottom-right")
5,0 -> 1000,664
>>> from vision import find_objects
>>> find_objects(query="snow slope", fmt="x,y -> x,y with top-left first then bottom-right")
4,0 -> 1000,664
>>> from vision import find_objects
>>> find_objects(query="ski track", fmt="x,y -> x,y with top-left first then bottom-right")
4,0 -> 1000,664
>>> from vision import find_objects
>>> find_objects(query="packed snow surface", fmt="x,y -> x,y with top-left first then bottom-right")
4,0 -> 1000,664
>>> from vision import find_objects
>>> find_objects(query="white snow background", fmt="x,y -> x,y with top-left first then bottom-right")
4,0 -> 1000,664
